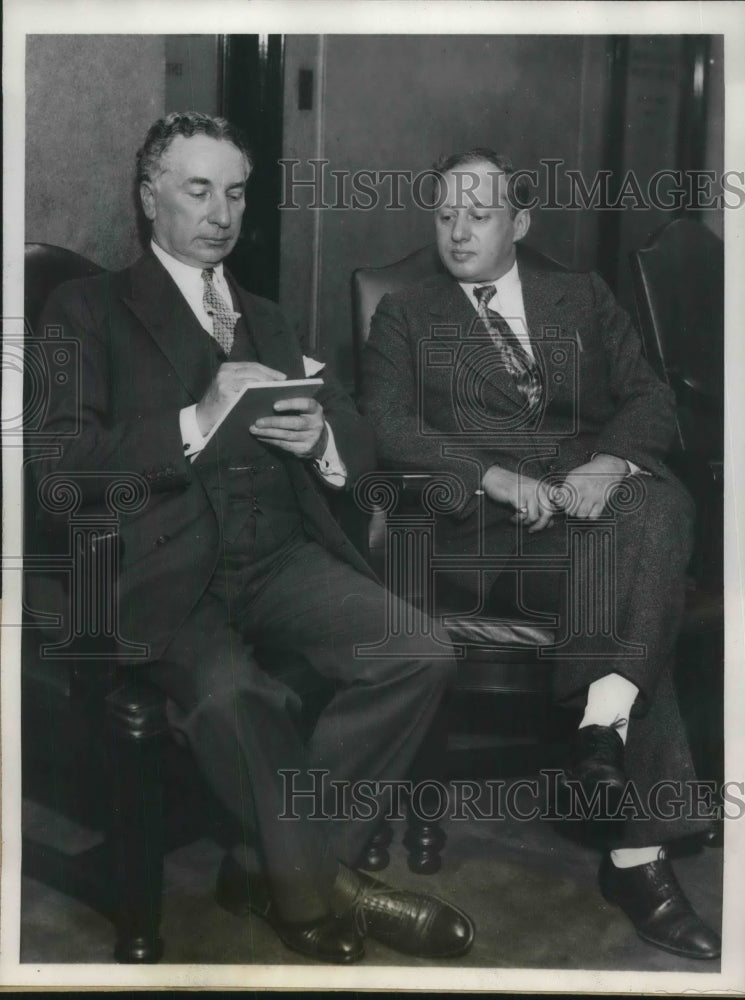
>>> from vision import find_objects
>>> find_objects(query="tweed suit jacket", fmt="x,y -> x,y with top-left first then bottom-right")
33,252 -> 376,661
361,245 -> 678,539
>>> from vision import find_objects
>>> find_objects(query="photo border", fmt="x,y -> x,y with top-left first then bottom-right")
3,0 -> 744,991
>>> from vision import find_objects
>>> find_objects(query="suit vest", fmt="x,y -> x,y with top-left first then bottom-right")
192,292 -> 304,595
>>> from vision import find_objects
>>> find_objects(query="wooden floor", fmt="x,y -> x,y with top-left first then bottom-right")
14,616 -> 725,986
19,780 -> 723,974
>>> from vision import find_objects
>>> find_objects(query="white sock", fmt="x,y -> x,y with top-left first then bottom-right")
610,846 -> 666,868
579,673 -> 639,743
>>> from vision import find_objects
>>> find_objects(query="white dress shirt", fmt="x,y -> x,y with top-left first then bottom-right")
151,241 -> 346,485
459,259 -> 639,476
459,260 -> 534,360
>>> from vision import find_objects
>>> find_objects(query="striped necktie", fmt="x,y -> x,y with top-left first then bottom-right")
202,268 -> 237,356
473,284 -> 542,410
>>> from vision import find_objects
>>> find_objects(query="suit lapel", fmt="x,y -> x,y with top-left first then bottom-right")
123,253 -> 216,401
227,274 -> 305,380
518,248 -> 576,408
428,253 -> 581,412
427,274 -> 525,409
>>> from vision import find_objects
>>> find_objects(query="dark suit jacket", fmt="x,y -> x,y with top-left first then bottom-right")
361,245 -> 678,548
33,252 -> 376,660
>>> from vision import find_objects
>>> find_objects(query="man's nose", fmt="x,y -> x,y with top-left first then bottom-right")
451,214 -> 470,243
208,196 -> 232,228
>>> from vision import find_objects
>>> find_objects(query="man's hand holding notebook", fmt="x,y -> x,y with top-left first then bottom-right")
196,360 -> 325,460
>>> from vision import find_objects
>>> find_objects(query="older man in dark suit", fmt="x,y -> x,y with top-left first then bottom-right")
361,148 -> 720,960
33,112 -> 474,964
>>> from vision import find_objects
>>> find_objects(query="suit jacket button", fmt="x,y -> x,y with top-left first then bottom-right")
156,534 -> 170,546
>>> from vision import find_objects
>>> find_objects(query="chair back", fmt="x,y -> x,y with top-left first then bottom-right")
351,244 -> 445,394
23,244 -> 106,644
629,218 -> 723,456
351,241 -> 566,396
25,242 -> 104,333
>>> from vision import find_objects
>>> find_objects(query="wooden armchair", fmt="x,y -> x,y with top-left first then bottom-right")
23,243 -> 173,962
629,218 -> 723,599
20,244 -> 390,963
351,245 -> 567,793
629,219 -> 724,797
352,236 -> 725,859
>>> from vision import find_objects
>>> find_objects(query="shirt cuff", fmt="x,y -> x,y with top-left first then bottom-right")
314,422 -> 347,487
591,452 -> 646,477
180,404 -> 207,462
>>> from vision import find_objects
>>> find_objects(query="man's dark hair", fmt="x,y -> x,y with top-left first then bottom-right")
136,111 -> 253,184
432,147 -> 531,216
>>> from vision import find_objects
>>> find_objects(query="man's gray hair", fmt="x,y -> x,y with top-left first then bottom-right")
136,111 -> 253,184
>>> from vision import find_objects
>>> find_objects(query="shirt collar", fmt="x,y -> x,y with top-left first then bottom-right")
459,259 -> 520,298
150,240 -> 225,284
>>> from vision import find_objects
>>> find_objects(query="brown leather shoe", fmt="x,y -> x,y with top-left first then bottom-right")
333,864 -> 474,958
216,854 -> 364,964
599,854 -> 721,959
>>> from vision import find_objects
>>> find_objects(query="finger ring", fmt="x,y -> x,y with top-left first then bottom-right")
517,506 -> 528,515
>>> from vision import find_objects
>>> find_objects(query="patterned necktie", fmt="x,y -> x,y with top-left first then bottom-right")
473,284 -> 542,411
202,268 -> 237,356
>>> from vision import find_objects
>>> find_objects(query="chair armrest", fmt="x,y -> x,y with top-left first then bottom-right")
104,680 -> 170,742
667,368 -> 722,417
354,471 -> 464,571
354,470 -> 463,516
67,662 -> 171,744
25,472 -> 151,661
708,460 -> 723,485
666,449 -> 723,490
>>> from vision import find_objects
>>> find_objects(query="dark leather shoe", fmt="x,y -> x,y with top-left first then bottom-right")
599,854 -> 721,959
561,724 -> 626,819
334,865 -> 474,958
270,912 -> 364,965
215,854 -> 364,964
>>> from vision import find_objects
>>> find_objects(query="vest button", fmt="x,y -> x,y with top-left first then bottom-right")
155,534 -> 170,546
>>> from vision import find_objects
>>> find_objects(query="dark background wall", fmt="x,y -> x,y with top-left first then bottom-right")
26,36 -> 166,270
25,33 -> 724,391
25,35 -> 221,270
279,35 -> 611,385
279,34 -> 723,388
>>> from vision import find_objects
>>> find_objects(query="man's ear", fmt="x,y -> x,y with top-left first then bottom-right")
513,208 -> 531,244
140,181 -> 156,221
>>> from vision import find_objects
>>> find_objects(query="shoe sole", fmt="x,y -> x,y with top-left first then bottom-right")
635,928 -> 720,960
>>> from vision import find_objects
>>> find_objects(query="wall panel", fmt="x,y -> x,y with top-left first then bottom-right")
279,35 -> 609,388
26,35 -> 166,270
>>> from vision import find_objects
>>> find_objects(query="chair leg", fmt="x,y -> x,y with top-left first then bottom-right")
403,808 -> 446,875
356,821 -> 393,872
104,682 -> 169,963
403,698 -> 448,874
